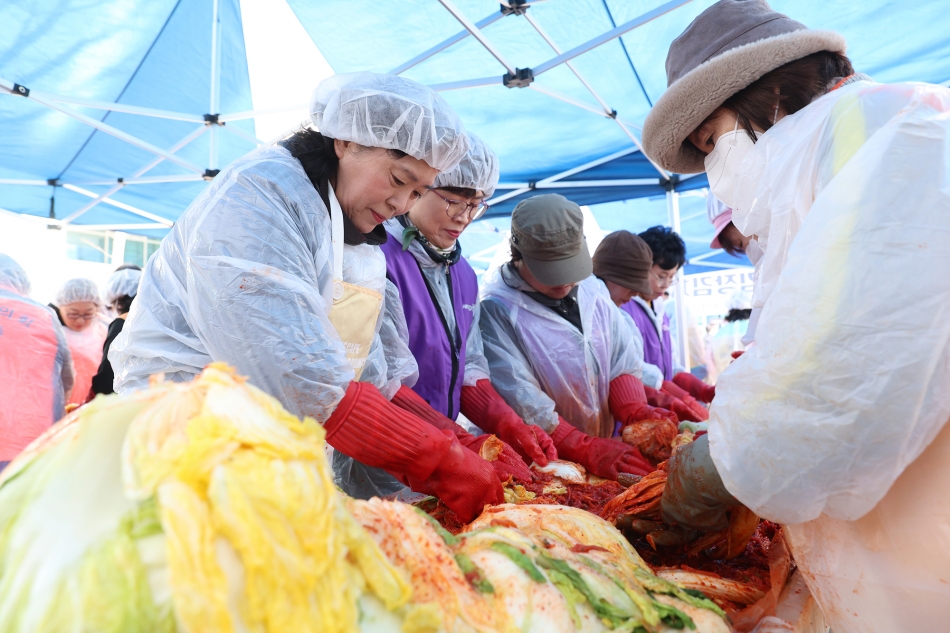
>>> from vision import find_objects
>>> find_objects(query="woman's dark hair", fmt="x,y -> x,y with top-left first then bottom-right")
282,127 -> 410,190
717,221 -> 745,257
113,294 -> 135,315
638,226 -> 687,270
438,186 -> 479,199
725,51 -> 854,141
510,244 -> 523,262
725,308 -> 752,322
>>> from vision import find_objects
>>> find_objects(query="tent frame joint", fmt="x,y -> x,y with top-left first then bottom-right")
203,113 -> 221,125
203,169 -> 220,181
46,178 -> 59,187
503,68 -> 534,88
500,0 -> 529,16
12,83 -> 30,97
662,175 -> 680,192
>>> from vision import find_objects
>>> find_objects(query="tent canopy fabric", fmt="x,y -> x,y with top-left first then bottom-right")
1,0 -> 948,241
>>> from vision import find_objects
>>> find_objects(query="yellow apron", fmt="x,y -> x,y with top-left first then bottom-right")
326,183 -> 383,380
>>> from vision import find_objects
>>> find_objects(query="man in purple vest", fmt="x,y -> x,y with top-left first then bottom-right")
620,226 -> 716,405
381,133 -> 557,485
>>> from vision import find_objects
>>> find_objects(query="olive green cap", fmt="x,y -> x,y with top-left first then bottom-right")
510,194 -> 592,286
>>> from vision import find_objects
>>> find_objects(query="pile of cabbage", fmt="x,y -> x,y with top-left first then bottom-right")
0,364 -> 729,633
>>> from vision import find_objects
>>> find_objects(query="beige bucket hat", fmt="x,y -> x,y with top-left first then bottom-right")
642,0 -> 846,174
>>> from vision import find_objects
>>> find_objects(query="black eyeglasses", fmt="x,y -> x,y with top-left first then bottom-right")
426,188 -> 490,221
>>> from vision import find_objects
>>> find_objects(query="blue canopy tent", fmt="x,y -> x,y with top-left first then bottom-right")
2,1 -> 949,266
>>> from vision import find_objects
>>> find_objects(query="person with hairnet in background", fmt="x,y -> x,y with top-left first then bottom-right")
640,1 -> 950,628
591,231 -> 709,427
90,265 -> 141,396
0,254 -> 74,471
111,72 -> 504,522
342,133 -> 556,501
53,277 -> 106,407
477,194 -> 679,477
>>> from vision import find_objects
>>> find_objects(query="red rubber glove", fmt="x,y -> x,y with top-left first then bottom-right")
610,375 -> 679,463
672,372 -> 716,403
325,382 -> 503,522
661,381 -> 709,422
550,417 -> 652,479
731,350 -> 745,360
391,385 -> 533,483
461,379 -> 557,466
608,374 -> 678,425
649,384 -> 708,423
644,385 -> 677,409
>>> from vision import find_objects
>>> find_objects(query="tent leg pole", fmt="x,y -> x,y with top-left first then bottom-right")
209,0 -> 220,170
667,189 -> 690,372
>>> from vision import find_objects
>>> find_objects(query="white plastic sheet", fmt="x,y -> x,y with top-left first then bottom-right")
709,81 -> 950,523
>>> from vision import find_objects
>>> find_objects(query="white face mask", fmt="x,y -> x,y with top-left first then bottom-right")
745,238 -> 764,266
704,118 -> 757,209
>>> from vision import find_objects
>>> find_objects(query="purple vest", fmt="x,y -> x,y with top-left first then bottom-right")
381,239 -> 477,418
621,299 -> 674,381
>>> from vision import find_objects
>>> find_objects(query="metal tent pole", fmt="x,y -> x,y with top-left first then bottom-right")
390,12 -> 505,75
58,125 -> 208,225
9,92 -> 203,122
63,184 -> 175,226
487,146 -> 642,205
209,0 -> 221,170
522,12 -> 668,178
667,189 -> 690,371
437,0 -> 517,74
0,78 -> 204,174
532,0 -> 693,76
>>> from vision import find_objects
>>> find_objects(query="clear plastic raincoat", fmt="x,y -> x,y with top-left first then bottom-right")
111,145 -> 408,420
478,266 -> 643,438
708,80 -> 950,631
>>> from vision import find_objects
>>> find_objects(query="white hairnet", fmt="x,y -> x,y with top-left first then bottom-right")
310,72 -> 470,172
104,268 -> 142,305
433,132 -> 500,197
55,278 -> 101,307
0,253 -> 31,296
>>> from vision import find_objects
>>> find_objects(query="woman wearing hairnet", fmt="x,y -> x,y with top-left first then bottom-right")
111,72 -> 504,522
54,277 -> 107,406
641,1 -> 950,629
478,194 -> 678,478
0,254 -> 74,470
91,265 -> 141,396
366,133 -> 557,497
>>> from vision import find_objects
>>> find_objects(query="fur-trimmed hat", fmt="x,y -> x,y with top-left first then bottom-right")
642,0 -> 846,174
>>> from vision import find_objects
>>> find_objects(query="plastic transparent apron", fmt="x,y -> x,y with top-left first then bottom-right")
326,183 -> 382,380
784,417 -> 950,633
751,87 -> 950,632
325,185 -> 408,500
